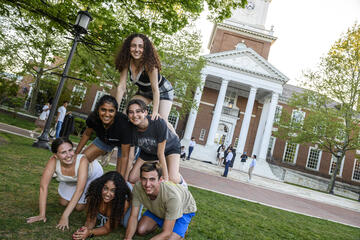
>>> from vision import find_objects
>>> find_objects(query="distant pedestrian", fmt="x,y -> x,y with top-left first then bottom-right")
248,154 -> 257,181
240,152 -> 248,171
34,102 -> 51,133
55,101 -> 69,138
186,137 -> 196,160
229,148 -> 236,171
217,145 -> 225,166
180,146 -> 186,161
222,147 -> 233,177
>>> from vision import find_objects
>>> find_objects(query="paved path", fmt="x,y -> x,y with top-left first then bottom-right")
1,122 -> 359,228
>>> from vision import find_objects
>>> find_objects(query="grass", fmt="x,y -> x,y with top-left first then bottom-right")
0,133 -> 360,240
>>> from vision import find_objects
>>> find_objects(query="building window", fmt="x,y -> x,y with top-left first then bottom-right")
291,109 -> 305,125
352,159 -> 360,181
330,155 -> 345,177
199,129 -> 206,141
118,98 -> 127,113
234,137 -> 239,148
168,112 -> 179,129
71,85 -> 87,108
91,91 -> 107,111
224,91 -> 237,108
306,147 -> 322,171
283,142 -> 298,164
267,136 -> 276,158
274,105 -> 282,123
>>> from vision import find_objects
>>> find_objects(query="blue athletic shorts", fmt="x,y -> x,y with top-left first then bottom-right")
143,210 -> 195,238
92,137 -> 121,158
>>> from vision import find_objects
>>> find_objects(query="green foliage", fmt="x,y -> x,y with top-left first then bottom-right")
1,133 -> 360,239
274,23 -> 360,192
0,75 -> 19,105
73,117 -> 86,136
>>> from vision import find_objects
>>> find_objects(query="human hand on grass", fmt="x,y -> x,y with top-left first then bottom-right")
26,215 -> 47,223
56,216 -> 69,230
72,226 -> 89,240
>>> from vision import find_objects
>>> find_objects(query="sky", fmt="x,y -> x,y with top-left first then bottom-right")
197,0 -> 360,86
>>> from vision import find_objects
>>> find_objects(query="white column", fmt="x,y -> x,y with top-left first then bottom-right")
258,92 -> 279,160
236,87 -> 257,153
206,79 -> 229,146
252,97 -> 271,156
183,74 -> 206,140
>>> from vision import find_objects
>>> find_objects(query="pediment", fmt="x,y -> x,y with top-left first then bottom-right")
204,47 -> 289,83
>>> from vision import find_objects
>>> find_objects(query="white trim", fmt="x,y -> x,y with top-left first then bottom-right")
91,90 -> 108,112
305,147 -> 322,171
200,101 -> 215,107
268,136 -> 276,156
329,155 -> 345,177
199,129 -> 206,141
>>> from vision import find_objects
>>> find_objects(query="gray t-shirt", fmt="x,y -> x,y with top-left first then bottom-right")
132,181 -> 197,220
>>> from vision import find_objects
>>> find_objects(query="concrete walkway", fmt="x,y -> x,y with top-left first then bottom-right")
0,122 -> 359,228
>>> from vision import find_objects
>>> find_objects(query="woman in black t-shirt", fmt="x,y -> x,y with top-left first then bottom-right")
75,95 -> 132,178
125,99 -> 185,186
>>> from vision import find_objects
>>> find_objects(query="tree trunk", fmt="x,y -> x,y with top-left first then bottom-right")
327,155 -> 342,194
28,67 -> 44,114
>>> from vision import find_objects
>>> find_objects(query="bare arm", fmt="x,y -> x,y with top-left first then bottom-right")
157,140 -> 168,181
150,219 -> 176,240
148,68 -> 160,120
73,212 -> 111,240
124,205 -> 141,240
26,156 -> 56,223
117,144 -> 130,178
75,128 -> 93,154
56,156 -> 89,230
116,68 -> 128,106
125,146 -> 135,182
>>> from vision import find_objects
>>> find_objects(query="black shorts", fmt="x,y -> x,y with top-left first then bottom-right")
137,79 -> 174,101
139,146 -> 181,161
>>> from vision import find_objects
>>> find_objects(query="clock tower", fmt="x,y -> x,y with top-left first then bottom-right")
208,0 -> 276,59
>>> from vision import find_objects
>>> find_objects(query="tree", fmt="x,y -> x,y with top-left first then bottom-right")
274,23 -> 360,193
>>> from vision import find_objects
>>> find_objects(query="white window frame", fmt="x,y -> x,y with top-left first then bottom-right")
168,111 -> 179,129
328,155 -> 345,177
351,159 -> 360,182
199,129 -> 206,141
305,147 -> 322,171
291,109 -> 306,125
268,136 -> 276,156
91,90 -> 108,111
274,105 -> 283,123
71,84 -> 87,108
234,137 -> 239,148
224,91 -> 237,109
282,142 -> 299,164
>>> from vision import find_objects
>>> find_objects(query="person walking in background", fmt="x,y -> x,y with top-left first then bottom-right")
240,152 -> 248,171
222,147 -> 233,177
229,148 -> 236,171
55,101 -> 69,138
217,145 -> 225,166
180,146 -> 186,161
34,101 -> 51,133
248,154 -> 257,182
186,137 -> 196,160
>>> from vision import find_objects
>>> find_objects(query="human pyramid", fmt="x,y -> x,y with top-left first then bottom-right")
26,33 -> 197,240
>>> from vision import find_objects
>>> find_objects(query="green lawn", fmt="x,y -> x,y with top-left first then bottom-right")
0,133 -> 359,240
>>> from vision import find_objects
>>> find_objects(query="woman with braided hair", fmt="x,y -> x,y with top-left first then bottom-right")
72,171 -> 136,239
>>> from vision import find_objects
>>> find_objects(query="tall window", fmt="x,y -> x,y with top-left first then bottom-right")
234,137 -> 239,148
224,91 -> 237,108
291,109 -> 305,124
167,112 -> 179,129
199,129 -> 206,141
329,155 -> 345,177
274,105 -> 283,123
267,136 -> 276,157
283,142 -> 298,164
352,159 -> 360,181
306,147 -> 322,170
71,85 -> 87,108
91,91 -> 107,111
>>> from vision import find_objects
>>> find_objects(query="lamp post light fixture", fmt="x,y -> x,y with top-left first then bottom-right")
33,10 -> 92,149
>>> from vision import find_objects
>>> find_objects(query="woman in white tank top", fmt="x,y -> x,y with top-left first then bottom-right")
26,138 -> 103,230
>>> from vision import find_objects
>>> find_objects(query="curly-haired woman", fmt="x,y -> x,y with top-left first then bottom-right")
72,171 -> 136,239
115,33 -> 175,133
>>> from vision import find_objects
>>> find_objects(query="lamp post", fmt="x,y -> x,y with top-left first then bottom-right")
33,10 -> 92,149
329,150 -> 342,195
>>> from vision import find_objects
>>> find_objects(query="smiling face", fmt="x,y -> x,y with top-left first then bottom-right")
127,103 -> 147,128
102,180 -> 116,203
140,170 -> 162,199
130,37 -> 144,61
98,102 -> 116,126
56,142 -> 74,165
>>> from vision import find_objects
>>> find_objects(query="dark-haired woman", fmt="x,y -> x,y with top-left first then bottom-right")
75,95 -> 133,178
115,33 -> 176,133
72,171 -> 133,239
27,138 -> 103,230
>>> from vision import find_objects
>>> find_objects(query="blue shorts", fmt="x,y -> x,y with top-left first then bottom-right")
143,210 -> 195,238
92,137 -> 121,158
